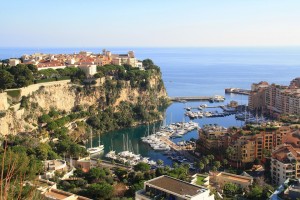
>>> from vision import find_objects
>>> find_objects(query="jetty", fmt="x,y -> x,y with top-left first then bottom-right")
170,96 -> 213,102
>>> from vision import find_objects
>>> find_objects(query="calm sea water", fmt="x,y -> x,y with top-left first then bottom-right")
2,47 -> 300,164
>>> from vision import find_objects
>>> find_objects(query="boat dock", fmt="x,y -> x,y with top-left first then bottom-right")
159,130 -> 195,151
185,105 -> 221,110
170,96 -> 213,102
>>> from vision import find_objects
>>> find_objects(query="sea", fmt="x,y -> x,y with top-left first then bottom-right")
1,47 -> 300,165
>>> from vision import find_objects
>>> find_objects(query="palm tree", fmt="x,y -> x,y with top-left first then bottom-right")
202,157 -> 209,172
207,154 -> 215,163
226,146 -> 236,160
157,159 -> 164,167
213,161 -> 221,170
198,161 -> 204,173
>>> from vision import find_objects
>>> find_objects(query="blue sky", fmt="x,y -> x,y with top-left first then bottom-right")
1,0 -> 300,47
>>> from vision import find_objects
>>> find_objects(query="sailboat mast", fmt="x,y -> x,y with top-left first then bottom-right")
90,129 -> 92,148
98,132 -> 101,147
123,134 -> 125,151
126,134 -> 129,151
148,123 -> 150,136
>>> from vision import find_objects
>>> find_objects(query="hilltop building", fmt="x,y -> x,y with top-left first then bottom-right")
9,58 -> 21,66
17,49 -> 143,72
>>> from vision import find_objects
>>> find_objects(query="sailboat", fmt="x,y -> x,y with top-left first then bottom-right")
87,130 -> 104,155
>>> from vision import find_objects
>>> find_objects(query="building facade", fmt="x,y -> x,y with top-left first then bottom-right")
271,144 -> 300,185
248,79 -> 300,115
248,81 -> 269,111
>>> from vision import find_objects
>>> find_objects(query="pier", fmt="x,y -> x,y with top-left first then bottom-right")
170,96 -> 213,102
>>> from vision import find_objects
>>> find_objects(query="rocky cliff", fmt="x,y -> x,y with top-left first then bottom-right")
0,74 -> 168,135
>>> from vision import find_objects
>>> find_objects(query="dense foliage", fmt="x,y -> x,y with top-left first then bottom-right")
0,137 -> 45,199
0,64 -> 87,91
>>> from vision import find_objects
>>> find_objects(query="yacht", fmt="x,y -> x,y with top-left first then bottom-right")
87,130 -> 104,155
213,95 -> 225,102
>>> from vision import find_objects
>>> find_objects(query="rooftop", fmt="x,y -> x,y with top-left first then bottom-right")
44,189 -> 70,200
146,175 -> 207,197
44,189 -> 92,200
217,172 -> 253,183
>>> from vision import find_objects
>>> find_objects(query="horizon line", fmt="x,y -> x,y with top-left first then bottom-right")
1,45 -> 300,49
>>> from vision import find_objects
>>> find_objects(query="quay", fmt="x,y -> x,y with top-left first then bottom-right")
170,96 -> 213,102
225,88 -> 250,95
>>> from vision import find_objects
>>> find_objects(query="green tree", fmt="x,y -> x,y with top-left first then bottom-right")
157,159 -> 164,166
197,161 -> 204,172
35,143 -> 51,160
226,146 -> 236,160
134,162 -> 150,172
0,148 -> 43,199
223,183 -> 241,197
207,154 -> 215,162
247,185 -> 263,199
202,157 -> 209,171
85,168 -> 106,183
213,161 -> 221,170
38,114 -> 52,123
9,64 -> 34,87
142,59 -> 154,69
211,166 -> 217,172
27,64 -> 38,73
0,70 -> 14,91
85,182 -> 113,199
47,121 -> 58,131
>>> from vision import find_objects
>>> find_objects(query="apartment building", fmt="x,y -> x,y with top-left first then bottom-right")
198,125 -> 293,164
266,84 -> 300,115
271,144 -> 300,185
197,125 -> 231,151
248,79 -> 300,116
248,81 -> 269,111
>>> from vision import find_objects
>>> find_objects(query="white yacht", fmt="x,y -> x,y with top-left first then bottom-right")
87,130 -> 104,155
213,95 -> 225,102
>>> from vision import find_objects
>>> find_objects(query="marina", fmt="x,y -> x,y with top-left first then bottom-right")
90,93 -> 248,167
141,121 -> 199,151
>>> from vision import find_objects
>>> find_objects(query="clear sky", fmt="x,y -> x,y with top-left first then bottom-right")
1,0 -> 300,47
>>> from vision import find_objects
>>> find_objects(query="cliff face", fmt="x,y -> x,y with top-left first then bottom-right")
0,75 -> 168,135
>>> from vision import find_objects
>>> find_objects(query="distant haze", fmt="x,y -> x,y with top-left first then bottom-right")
1,0 -> 300,47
